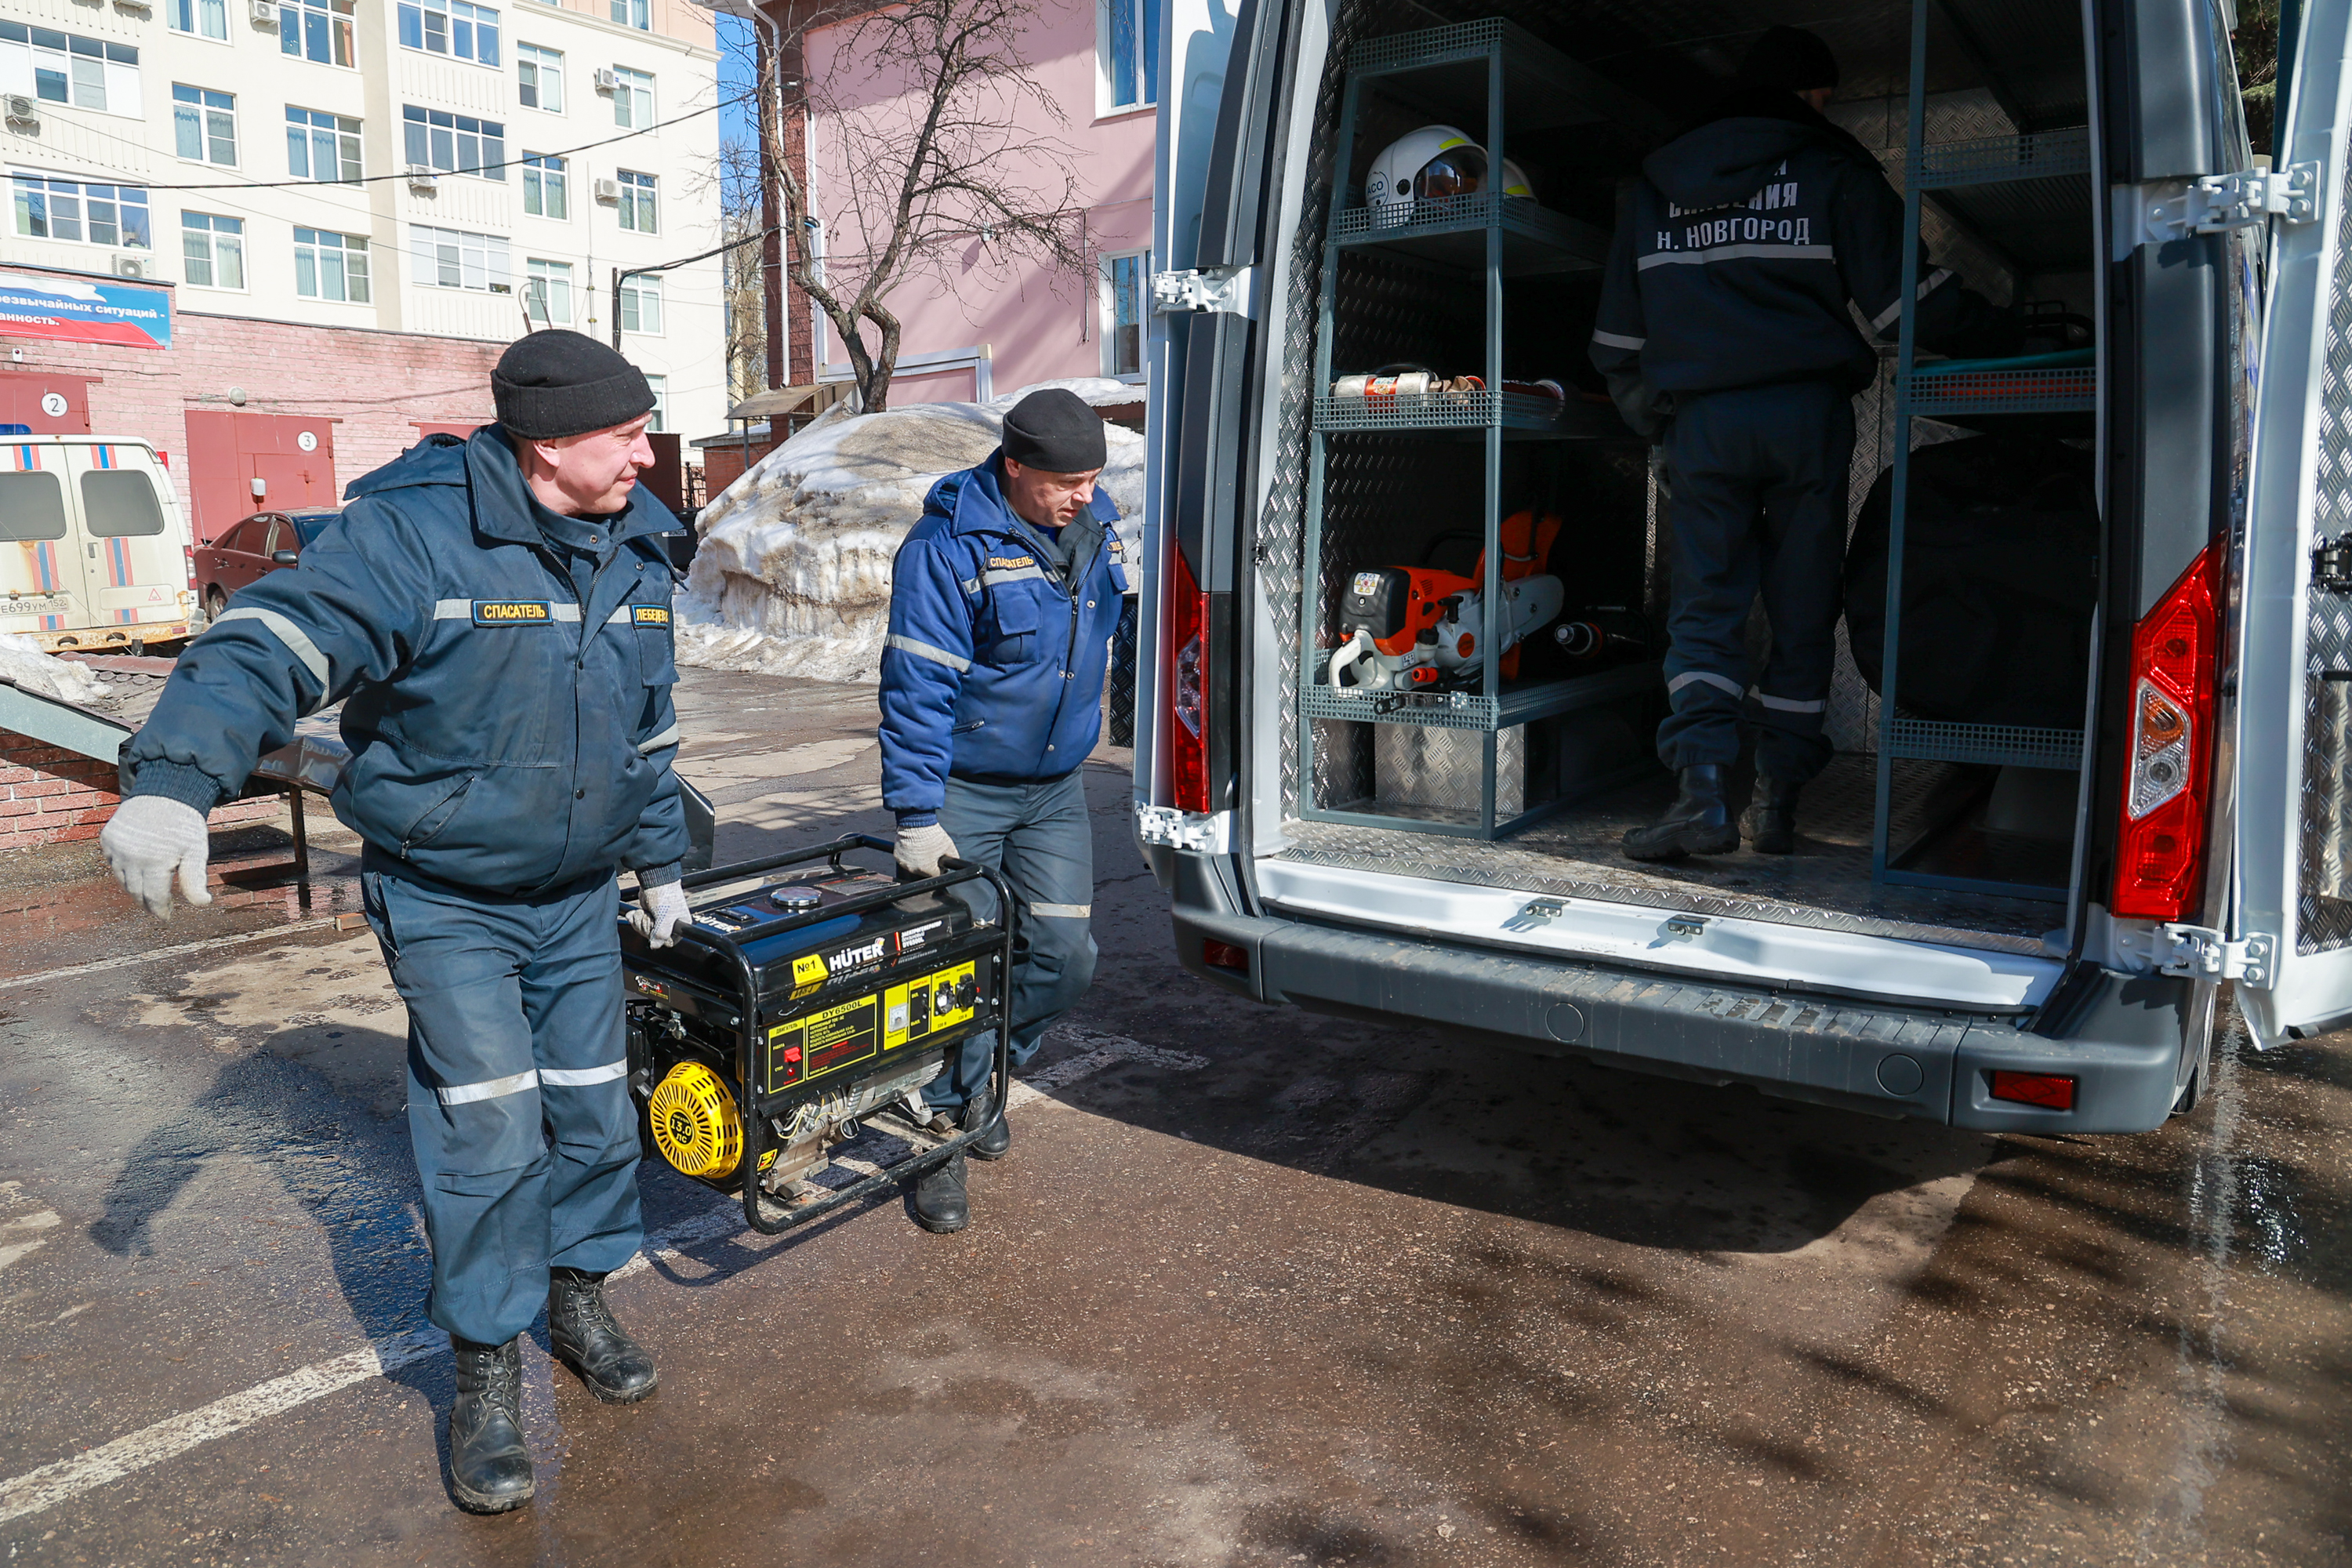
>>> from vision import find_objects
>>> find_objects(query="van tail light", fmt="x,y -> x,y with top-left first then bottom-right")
1167,546 -> 1209,813
2112,541 -> 2223,920
184,544 -> 197,586
1990,1071 -> 2077,1111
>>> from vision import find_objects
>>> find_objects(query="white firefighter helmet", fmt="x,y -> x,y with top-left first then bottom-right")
1365,125 -> 1534,221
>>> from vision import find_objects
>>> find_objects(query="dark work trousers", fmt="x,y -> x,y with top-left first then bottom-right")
1655,379 -> 1853,785
924,769 -> 1098,1112
361,855 -> 644,1346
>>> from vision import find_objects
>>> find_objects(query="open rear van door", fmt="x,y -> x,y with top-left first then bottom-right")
2232,0 -> 2352,1047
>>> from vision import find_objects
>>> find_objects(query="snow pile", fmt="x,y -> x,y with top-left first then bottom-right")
0,633 -> 107,705
680,379 -> 1145,684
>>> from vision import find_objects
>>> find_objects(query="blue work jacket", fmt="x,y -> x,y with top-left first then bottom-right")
878,452 -> 1130,818
122,426 -> 689,895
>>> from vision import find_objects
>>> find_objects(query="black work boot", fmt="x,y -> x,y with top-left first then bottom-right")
912,1149 -> 969,1233
448,1336 -> 533,1515
964,1091 -> 1011,1161
546,1268 -> 658,1404
1621,764 -> 1741,862
1743,775 -> 1802,855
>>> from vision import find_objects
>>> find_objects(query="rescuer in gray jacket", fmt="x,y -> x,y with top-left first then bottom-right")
100,332 -> 689,1515
1590,27 -> 2012,861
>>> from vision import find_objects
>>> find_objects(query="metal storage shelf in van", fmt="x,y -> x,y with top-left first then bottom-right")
1330,194 -> 1611,276
1345,17 -> 1674,140
1312,390 -> 1615,438
1301,660 -> 1659,732
1905,363 -> 2096,416
1884,717 -> 2084,771
1913,126 -> 2091,189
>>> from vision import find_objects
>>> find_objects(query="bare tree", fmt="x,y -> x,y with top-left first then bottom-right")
717,133 -> 770,406
761,0 -> 1087,412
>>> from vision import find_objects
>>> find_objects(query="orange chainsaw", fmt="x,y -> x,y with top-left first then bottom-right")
1327,511 -> 1563,692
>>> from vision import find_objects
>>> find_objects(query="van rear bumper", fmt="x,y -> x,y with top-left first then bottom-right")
1171,871 -> 2190,1134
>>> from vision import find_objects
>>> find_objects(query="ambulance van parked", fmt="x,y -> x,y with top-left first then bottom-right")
2,437 -> 197,652
1137,0 -> 2351,1131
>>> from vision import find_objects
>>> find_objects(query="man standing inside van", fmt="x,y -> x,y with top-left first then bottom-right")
1590,26 -> 2011,861
99,332 -> 688,1515
879,387 -> 1128,1235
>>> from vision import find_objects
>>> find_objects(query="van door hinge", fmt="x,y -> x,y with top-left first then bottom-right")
1151,266 -> 1254,317
2154,924 -> 2276,987
2137,162 -> 2321,243
2314,533 -> 2352,592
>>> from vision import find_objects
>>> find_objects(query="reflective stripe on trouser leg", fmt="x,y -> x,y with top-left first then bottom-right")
365,863 -> 642,1345
927,769 -> 1098,1110
1654,381 -> 1850,781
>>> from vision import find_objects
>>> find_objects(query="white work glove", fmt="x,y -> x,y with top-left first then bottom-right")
100,795 -> 214,918
894,822 -> 956,880
628,879 -> 691,948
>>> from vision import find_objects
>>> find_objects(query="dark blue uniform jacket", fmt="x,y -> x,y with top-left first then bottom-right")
122,426 -> 688,895
1590,105 -> 2009,435
878,452 -> 1130,819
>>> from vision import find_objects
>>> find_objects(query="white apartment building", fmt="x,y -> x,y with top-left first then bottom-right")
2,0 -> 727,439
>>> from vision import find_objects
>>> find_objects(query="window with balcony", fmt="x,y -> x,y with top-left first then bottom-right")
170,0 -> 228,43
410,223 -> 511,292
11,172 -> 151,249
403,106 -> 506,180
280,0 -> 356,67
609,65 -> 652,129
181,211 -> 245,290
1096,0 -> 1160,112
287,107 -> 361,181
173,85 -> 238,167
522,153 -> 567,218
524,258 -> 571,325
296,227 -> 370,301
615,168 -> 655,233
2,24 -> 141,118
398,0 -> 499,67
517,42 -> 562,111
619,272 -> 662,334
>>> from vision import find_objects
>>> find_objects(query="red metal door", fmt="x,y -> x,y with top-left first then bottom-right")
183,412 -> 339,546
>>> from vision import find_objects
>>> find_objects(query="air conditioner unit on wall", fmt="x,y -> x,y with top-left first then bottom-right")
114,0 -> 154,13
3,95 -> 38,130
407,164 -> 439,191
593,67 -> 619,93
593,177 -> 620,203
112,256 -> 149,279
249,0 -> 279,23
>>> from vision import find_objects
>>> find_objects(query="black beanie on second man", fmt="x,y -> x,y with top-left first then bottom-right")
493,329 -> 655,440
1737,25 -> 1839,93
1000,388 -> 1107,473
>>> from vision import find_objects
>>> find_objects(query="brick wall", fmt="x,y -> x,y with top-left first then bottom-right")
0,728 -> 278,851
1,308 -> 504,520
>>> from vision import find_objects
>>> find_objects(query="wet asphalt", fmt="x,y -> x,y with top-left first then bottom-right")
0,666 -> 2347,1566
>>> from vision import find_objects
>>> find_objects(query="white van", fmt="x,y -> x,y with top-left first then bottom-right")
1136,0 -> 2349,1131
0,437 -> 196,652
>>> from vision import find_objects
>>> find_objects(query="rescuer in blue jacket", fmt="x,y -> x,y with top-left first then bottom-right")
99,332 -> 690,1516
878,388 -> 1129,1234
1590,27 -> 2013,861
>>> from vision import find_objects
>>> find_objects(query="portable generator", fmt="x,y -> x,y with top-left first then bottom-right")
619,836 -> 1012,1235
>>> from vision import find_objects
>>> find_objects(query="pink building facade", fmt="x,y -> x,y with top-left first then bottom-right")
766,0 -> 1158,406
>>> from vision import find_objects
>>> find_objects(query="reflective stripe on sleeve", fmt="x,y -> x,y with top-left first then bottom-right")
1639,243 -> 1835,270
1749,688 -> 1828,713
539,1061 -> 629,1087
1590,329 -> 1646,350
210,606 -> 329,695
1028,902 -> 1092,919
434,1069 -> 540,1106
1667,670 -> 1745,700
887,633 -> 971,672
636,722 -> 681,753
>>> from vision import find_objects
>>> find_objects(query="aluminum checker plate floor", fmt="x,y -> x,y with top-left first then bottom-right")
1279,755 -> 2067,956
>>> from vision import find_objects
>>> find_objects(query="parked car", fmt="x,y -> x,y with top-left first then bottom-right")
197,510 -> 339,622
0,436 -> 196,652
1138,0 -> 2330,1132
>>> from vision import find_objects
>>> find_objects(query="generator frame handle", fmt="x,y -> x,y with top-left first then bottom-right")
653,835 -> 1016,1236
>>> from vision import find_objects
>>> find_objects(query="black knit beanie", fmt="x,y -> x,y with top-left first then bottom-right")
1738,26 -> 1840,93
1000,389 -> 1107,473
493,330 -> 655,440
